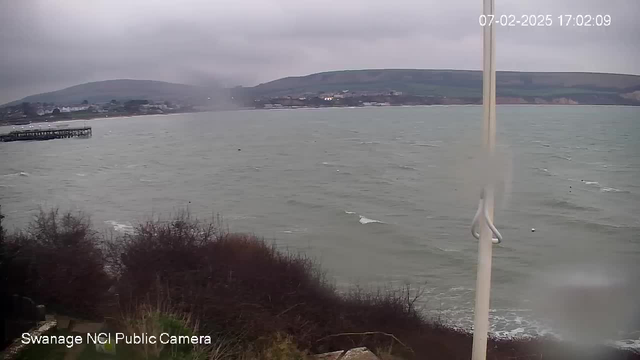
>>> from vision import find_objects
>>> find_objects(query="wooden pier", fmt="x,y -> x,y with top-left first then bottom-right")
0,126 -> 92,142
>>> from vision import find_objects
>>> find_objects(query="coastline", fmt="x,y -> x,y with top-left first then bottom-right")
0,111 -> 202,130
2,102 -> 638,130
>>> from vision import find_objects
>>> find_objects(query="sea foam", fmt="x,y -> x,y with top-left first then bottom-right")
601,187 -> 627,193
105,220 -> 134,234
359,215 -> 383,224
1,172 -> 30,178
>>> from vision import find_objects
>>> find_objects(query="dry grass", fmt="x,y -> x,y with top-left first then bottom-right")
237,334 -> 309,360
120,300 -> 190,359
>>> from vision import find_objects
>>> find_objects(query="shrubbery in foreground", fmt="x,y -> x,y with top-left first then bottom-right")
4,209 -> 109,317
3,209 -> 638,360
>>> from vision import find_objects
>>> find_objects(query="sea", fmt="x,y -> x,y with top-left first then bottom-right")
1,105 -> 639,349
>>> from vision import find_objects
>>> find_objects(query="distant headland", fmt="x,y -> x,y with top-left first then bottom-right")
2,69 -> 639,125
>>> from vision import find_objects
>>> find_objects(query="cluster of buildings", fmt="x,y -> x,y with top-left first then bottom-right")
273,89 -> 404,102
0,100 -> 186,125
29,104 -> 91,116
256,89 -> 405,109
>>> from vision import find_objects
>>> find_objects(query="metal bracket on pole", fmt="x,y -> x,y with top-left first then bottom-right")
471,188 -> 503,244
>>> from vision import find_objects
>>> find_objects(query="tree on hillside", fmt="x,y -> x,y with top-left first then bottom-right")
52,108 -> 61,115
82,100 -> 89,105
124,99 -> 149,113
21,102 -> 35,116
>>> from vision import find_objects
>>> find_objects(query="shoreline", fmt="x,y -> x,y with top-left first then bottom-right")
2,102 -> 638,130
0,111 -> 200,129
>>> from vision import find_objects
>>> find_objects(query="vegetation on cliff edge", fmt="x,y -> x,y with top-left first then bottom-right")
2,209 -> 638,360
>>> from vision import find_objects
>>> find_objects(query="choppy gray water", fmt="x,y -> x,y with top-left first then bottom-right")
1,106 -> 639,346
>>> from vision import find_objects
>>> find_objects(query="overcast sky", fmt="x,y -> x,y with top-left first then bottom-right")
1,0 -> 638,104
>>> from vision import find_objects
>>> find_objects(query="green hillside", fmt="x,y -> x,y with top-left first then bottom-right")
248,69 -> 640,101
5,70 -> 640,108
4,79 -> 221,106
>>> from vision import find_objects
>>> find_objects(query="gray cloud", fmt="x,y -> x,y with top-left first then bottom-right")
1,0 -> 638,104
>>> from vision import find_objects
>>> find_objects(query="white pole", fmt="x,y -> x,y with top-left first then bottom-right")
471,0 -> 497,359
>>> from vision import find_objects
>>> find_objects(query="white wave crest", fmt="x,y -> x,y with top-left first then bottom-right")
105,220 -> 134,234
1,172 -> 30,178
552,155 -> 572,161
396,165 -> 417,170
494,328 -> 526,338
280,227 -> 308,234
601,187 -> 627,193
436,247 -> 460,252
537,168 -> 555,176
359,215 -> 383,224
344,211 -> 356,214
449,286 -> 472,291
608,339 -> 640,352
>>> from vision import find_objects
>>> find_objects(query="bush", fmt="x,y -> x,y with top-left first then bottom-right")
4,210 -> 638,360
4,209 -> 110,317
240,333 -> 308,360
108,216 -> 429,357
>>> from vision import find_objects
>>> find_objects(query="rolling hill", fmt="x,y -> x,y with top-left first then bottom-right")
4,79 -> 222,106
246,69 -> 640,104
5,70 -> 640,108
